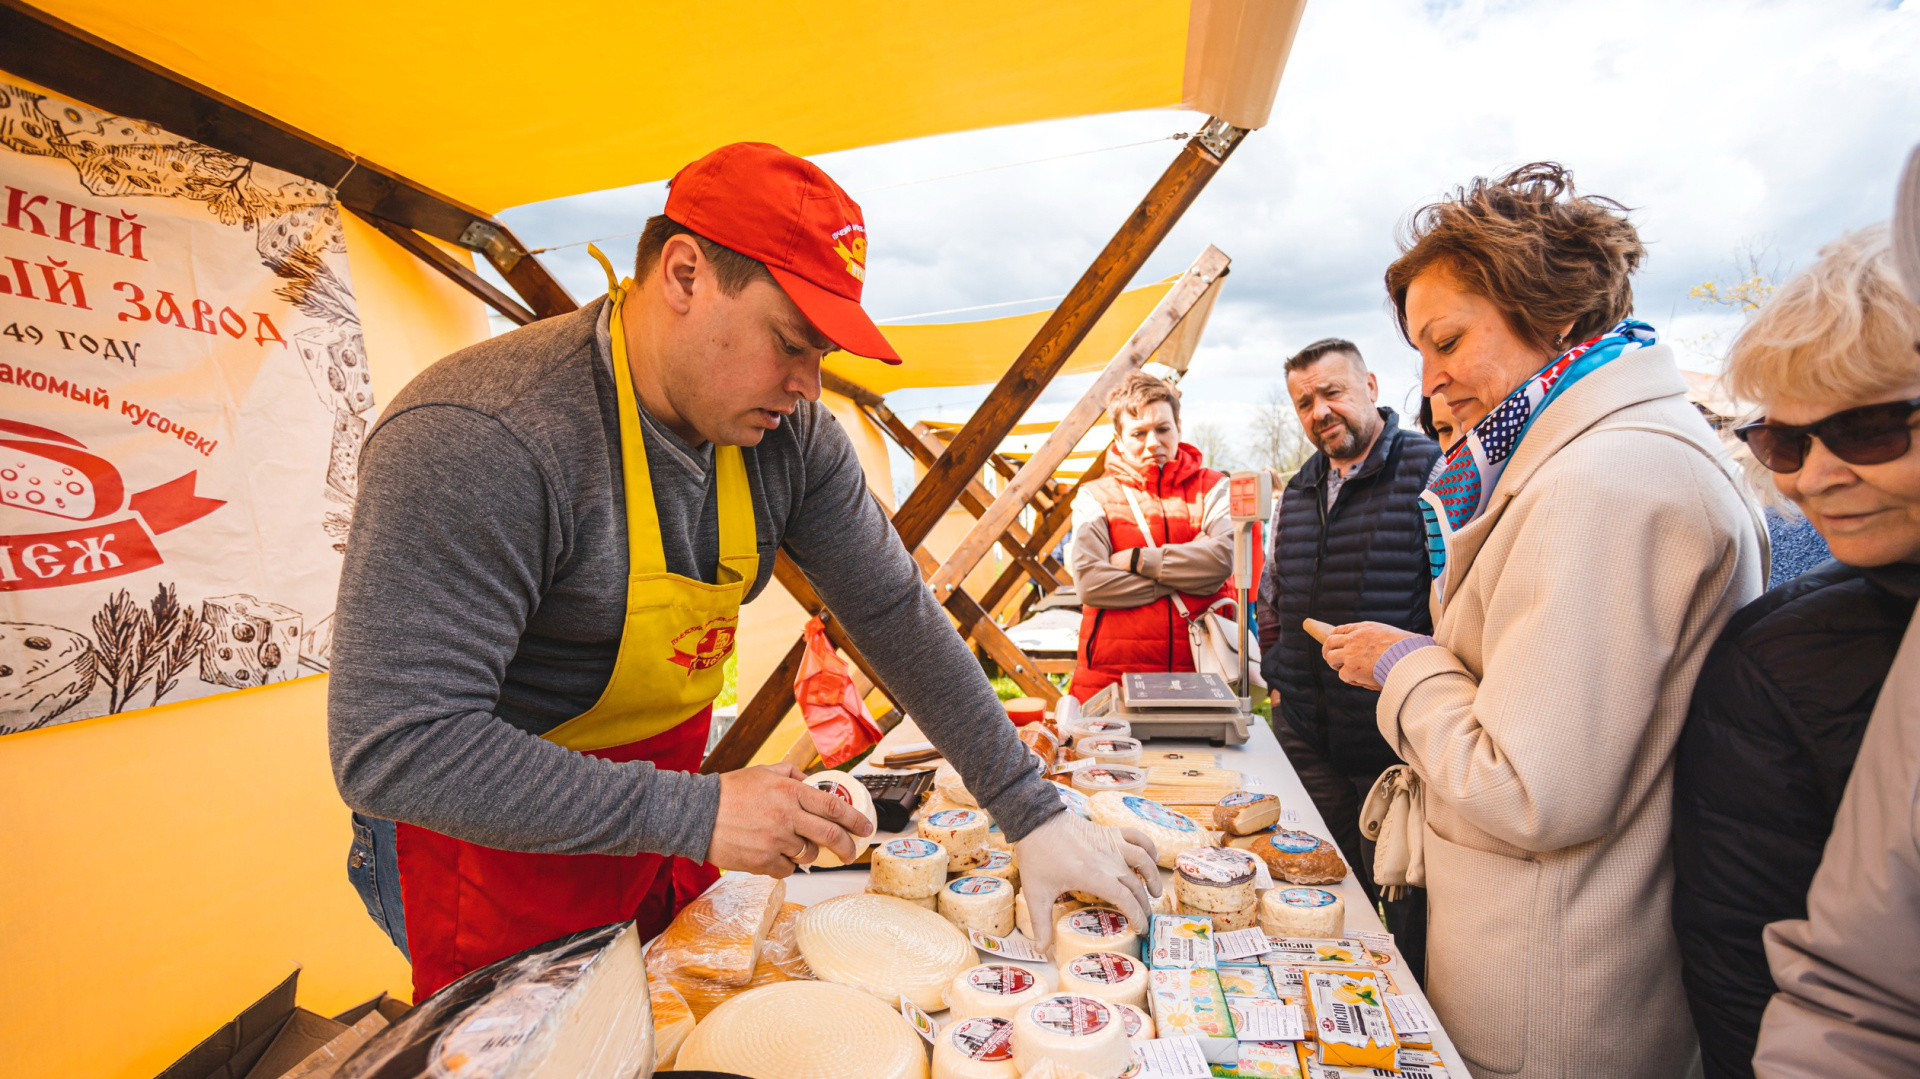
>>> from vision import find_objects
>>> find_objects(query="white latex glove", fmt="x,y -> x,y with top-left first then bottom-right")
1014,810 -> 1162,953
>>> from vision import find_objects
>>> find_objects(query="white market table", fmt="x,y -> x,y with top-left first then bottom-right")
783,713 -> 1469,1075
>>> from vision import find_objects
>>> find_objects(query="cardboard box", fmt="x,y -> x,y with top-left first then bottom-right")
154,972 -> 413,1079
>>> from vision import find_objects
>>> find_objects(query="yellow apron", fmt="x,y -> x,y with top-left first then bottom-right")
542,247 -> 760,751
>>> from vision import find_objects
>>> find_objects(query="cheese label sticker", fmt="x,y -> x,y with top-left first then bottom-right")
814,778 -> 855,806
1176,846 -> 1257,886
1082,766 -> 1144,786
1280,888 -> 1338,908
948,1016 -> 1014,1061
1120,1004 -> 1148,1039
1030,995 -> 1112,1036
968,929 -> 1048,962
1123,794 -> 1199,832
883,838 -> 941,859
1269,830 -> 1322,854
899,995 -> 938,1044
948,876 -> 1007,896
1057,785 -> 1092,817
927,809 -> 981,828
1384,995 -> 1435,1036
967,964 -> 1037,995
1068,908 -> 1131,938
1069,952 -> 1139,984
1219,790 -> 1271,807
981,849 -> 1013,870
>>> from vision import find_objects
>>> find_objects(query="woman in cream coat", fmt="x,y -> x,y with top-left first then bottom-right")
1323,164 -> 1766,1078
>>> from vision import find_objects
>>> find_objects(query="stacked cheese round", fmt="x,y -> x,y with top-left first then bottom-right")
794,892 -> 974,1011
1251,829 -> 1348,884
1213,791 -> 1282,835
1057,951 -> 1147,1007
1173,846 -> 1259,932
1053,907 -> 1138,963
973,848 -> 1019,890
806,771 -> 878,869
921,808 -> 991,870
934,1016 -> 1019,1079
940,875 -> 1016,936
1258,886 -> 1346,939
1011,995 -> 1131,1078
871,837 -> 949,900
1088,792 -> 1206,867
1077,736 -> 1142,768
948,964 -> 1054,1022
675,980 -> 928,1079
1071,766 -> 1148,797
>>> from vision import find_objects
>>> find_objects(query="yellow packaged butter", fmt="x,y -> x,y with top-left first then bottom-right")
1303,968 -> 1398,1070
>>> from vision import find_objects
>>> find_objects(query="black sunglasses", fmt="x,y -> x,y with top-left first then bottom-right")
1734,395 -> 1920,473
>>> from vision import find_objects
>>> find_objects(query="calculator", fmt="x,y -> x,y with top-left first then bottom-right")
855,769 -> 936,833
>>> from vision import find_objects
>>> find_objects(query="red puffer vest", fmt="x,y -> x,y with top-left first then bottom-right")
1071,443 -> 1233,702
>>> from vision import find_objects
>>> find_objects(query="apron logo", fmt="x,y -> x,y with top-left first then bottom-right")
668,615 -> 737,674
829,223 -> 866,283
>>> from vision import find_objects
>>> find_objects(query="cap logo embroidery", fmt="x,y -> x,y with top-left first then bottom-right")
830,223 -> 867,282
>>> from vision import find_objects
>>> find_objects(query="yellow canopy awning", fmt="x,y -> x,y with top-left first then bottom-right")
37,0 -> 1306,211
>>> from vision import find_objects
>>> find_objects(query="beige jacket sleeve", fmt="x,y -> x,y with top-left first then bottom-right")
1377,440 -> 1748,852
1071,480 -> 1232,609
1753,604 -> 1920,1078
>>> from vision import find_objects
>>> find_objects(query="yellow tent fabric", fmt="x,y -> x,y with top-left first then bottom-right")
36,0 -> 1306,211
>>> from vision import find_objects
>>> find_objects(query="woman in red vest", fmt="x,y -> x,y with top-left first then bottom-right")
1069,373 -> 1236,701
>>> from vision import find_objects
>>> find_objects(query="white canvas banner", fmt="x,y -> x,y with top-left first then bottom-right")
0,74 -> 368,733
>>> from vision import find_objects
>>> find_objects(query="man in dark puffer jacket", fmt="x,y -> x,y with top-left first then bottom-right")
1673,561 -> 1920,1078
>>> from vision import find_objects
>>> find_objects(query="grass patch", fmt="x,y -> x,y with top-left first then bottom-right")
714,653 -> 739,709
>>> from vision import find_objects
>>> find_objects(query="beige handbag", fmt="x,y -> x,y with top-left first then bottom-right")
1360,764 -> 1425,900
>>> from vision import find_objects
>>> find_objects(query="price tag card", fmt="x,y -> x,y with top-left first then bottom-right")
1133,1036 -> 1212,1079
969,929 -> 1048,962
1214,927 -> 1273,962
899,995 -> 939,1044
1384,994 -> 1435,1036
1354,930 -> 1395,951
1229,998 -> 1307,1041
1280,809 -> 1302,824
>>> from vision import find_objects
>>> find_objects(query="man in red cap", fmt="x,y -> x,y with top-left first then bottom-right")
328,142 -> 1161,998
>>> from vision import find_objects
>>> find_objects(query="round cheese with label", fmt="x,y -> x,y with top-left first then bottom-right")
1114,1002 -> 1154,1044
1066,719 -> 1132,747
1057,951 -> 1147,1008
1213,791 -> 1282,836
1250,830 -> 1347,884
973,847 -> 1019,890
676,980 -> 928,1079
934,1016 -> 1018,1079
1173,846 -> 1259,913
796,892 -> 974,1011
921,808 -> 990,870
807,770 -> 879,869
1011,995 -> 1130,1079
1210,902 -> 1259,933
872,837 -> 950,899
1078,736 -> 1143,767
1053,907 -> 1138,963
939,875 -> 1016,936
947,964 -> 1054,1022
1088,792 -> 1206,868
1071,766 -> 1148,797
1258,886 -> 1345,939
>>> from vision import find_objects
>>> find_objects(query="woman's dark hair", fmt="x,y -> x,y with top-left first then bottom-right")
1385,163 -> 1645,354
1417,395 -> 1438,441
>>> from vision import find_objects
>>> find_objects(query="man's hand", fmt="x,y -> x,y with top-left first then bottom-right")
710,764 -> 874,878
1108,550 -> 1135,572
1321,621 -> 1417,691
1014,811 -> 1162,952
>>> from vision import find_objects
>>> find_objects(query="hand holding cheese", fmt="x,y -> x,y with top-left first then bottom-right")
711,763 -> 876,877
1013,811 -> 1160,953
1318,620 -> 1419,691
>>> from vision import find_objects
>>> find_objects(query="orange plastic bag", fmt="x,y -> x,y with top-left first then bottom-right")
795,615 -> 884,768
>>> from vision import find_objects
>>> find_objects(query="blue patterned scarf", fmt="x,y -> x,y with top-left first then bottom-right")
1419,319 -> 1657,594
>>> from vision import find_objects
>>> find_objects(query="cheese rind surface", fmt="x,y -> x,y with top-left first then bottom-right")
1010,994 -> 1130,1079
1088,793 -> 1204,868
872,837 -> 950,899
795,892 -> 974,1010
921,808 -> 991,870
1258,888 -> 1345,940
1213,791 -> 1282,835
676,980 -> 929,1079
1058,951 -> 1148,1007
939,875 -> 1016,936
1173,847 -> 1258,912
934,1016 -> 1018,1079
1054,907 -> 1139,962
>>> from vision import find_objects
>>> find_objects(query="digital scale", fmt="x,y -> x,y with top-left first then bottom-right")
1080,671 -> 1250,746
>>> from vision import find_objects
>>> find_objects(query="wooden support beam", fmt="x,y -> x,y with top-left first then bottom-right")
0,0 -> 577,320
350,210 -> 538,326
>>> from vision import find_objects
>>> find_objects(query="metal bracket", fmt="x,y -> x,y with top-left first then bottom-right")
1194,116 -> 1247,163
458,219 -> 527,273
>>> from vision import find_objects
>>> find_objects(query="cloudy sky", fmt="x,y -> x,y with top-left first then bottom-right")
493,0 -> 1920,474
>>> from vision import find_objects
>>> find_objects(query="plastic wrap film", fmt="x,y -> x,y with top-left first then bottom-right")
643,872 -> 786,1008
647,968 -> 694,1070
334,921 -> 654,1079
674,901 -> 815,1019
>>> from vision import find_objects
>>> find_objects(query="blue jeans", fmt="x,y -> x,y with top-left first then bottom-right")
347,812 -> 409,959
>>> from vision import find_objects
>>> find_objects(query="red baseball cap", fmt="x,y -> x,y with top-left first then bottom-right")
664,142 -> 901,363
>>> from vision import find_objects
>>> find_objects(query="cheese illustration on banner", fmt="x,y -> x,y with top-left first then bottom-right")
947,964 -> 1052,1022
1088,792 -> 1205,867
933,1016 -> 1018,1079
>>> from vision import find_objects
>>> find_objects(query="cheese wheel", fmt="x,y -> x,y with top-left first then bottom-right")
1011,995 -> 1131,1078
1004,697 -> 1048,726
1071,766 -> 1148,797
1257,886 -> 1345,939
676,980 -> 929,1079
936,762 -> 979,808
1078,737 -> 1143,767
1087,792 -> 1206,868
1210,903 -> 1259,933
808,771 -> 879,868
795,893 -> 975,1011
1053,907 -> 1138,963
1250,830 -> 1348,885
974,848 -> 1020,891
1113,1002 -> 1154,1044
1213,791 -> 1282,836
935,1016 -> 1020,1079
940,875 -> 1017,936
922,808 -> 991,870
872,837 -> 950,899
1016,891 -> 1087,941
648,969 -> 696,1069
1057,951 -> 1148,1008
948,964 -> 1055,1022
1173,846 -> 1258,913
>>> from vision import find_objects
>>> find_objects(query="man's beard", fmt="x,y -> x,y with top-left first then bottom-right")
1313,414 -> 1364,459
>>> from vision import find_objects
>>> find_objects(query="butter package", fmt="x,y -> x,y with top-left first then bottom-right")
1303,968 -> 1398,1071
1300,1048 -> 1450,1079
1149,966 -> 1239,1064
1151,913 -> 1217,969
1261,937 -> 1374,968
1216,962 -> 1278,1000
1273,964 -> 1398,1001
1234,1040 -> 1308,1077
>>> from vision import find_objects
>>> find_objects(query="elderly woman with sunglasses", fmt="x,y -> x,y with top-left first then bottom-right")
1669,223 -> 1920,1079
1318,164 -> 1767,1079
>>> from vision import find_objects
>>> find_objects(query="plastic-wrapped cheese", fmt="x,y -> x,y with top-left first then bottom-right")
1114,1002 -> 1154,1045
974,848 -> 1020,890
795,892 -> 974,1011
921,808 -> 991,870
1057,951 -> 1148,1008
676,980 -> 929,1079
808,770 -> 878,868
1078,736 -> 1143,767
934,1016 -> 1019,1079
648,968 -> 695,1069
1053,907 -> 1138,963
1071,766 -> 1148,798
1258,886 -> 1345,939
1173,846 -> 1258,913
872,837 -> 949,899
1011,995 -> 1131,1079
1088,792 -> 1206,868
939,875 -> 1016,936
947,964 -> 1054,1022
935,762 -> 979,808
